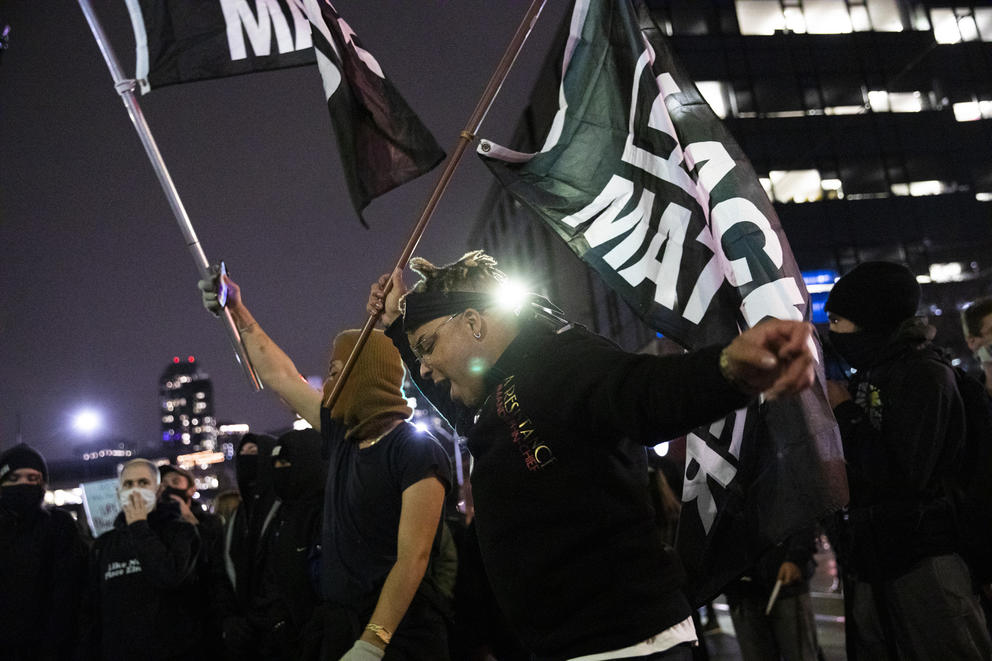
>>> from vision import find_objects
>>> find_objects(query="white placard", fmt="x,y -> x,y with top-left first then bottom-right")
81,478 -> 120,537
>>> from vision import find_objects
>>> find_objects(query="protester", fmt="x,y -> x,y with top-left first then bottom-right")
81,458 -> 200,660
824,261 -> 991,660
160,463 -> 226,657
962,297 -> 992,396
221,433 -> 280,660
366,250 -> 816,661
0,443 -> 87,661
252,428 -> 328,660
723,528 -> 821,661
212,489 -> 242,525
200,274 -> 452,660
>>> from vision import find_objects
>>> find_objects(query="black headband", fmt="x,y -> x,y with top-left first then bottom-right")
402,290 -> 566,332
403,291 -> 493,331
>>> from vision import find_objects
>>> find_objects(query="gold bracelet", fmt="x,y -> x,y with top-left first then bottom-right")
237,321 -> 258,334
365,623 -> 392,645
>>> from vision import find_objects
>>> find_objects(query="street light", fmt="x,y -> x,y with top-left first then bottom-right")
72,409 -> 102,435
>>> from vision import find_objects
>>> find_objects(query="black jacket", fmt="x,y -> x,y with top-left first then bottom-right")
252,430 -> 326,659
226,434 -> 280,612
83,502 -> 200,661
831,320 -> 965,579
389,317 -> 752,660
0,503 -> 87,660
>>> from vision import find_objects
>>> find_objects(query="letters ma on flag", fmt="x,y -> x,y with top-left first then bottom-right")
478,0 -> 847,602
126,0 -> 444,221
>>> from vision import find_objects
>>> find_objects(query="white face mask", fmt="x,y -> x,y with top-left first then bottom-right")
119,487 -> 157,511
977,344 -> 992,365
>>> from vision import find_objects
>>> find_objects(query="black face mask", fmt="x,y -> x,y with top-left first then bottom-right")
236,455 -> 260,490
1,483 -> 45,515
828,329 -> 893,371
272,465 -> 293,501
160,486 -> 190,505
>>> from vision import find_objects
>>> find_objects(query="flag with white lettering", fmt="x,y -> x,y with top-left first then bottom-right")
125,0 -> 445,222
125,0 -> 317,93
478,0 -> 847,603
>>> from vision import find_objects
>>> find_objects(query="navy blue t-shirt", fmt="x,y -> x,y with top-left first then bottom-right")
318,409 -> 451,607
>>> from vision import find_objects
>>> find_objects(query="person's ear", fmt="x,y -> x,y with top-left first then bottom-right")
463,309 -> 484,340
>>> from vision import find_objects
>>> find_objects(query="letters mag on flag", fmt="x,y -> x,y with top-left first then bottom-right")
125,0 -> 444,221
478,0 -> 847,603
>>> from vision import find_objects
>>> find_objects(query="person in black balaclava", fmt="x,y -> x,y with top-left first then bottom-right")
160,464 -> 226,657
0,443 -> 87,660
250,429 -> 327,660
824,261 -> 991,660
221,432 -> 280,660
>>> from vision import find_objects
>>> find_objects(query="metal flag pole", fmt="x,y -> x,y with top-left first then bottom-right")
323,0 -> 547,411
76,0 -> 261,390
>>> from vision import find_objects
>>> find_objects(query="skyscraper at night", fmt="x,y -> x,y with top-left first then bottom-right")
159,355 -> 217,460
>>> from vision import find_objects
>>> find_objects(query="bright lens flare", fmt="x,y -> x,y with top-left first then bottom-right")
73,409 -> 102,434
494,279 -> 530,312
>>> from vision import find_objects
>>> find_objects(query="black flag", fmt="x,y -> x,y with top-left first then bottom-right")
478,0 -> 847,602
125,0 -> 444,222
302,0 -> 445,223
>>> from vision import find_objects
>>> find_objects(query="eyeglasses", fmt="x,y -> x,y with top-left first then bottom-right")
411,312 -> 461,364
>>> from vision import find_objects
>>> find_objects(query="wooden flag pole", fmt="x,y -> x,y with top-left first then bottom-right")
77,0 -> 261,390
323,0 -> 547,411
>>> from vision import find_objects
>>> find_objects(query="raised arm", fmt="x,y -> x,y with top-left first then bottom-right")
199,274 -> 323,429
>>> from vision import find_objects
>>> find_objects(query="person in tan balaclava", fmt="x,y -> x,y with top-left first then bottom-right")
200,274 -> 452,661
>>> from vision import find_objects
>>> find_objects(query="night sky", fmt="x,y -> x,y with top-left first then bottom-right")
0,0 -> 571,460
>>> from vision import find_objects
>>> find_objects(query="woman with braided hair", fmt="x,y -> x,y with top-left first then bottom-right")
368,250 -> 818,661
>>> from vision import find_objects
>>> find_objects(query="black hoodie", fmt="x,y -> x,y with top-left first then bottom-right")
252,429 -> 327,659
226,433 -> 279,609
0,500 -> 87,660
83,500 -> 200,661
831,318 -> 965,579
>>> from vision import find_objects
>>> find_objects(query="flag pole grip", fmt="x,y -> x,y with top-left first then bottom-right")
324,0 -> 546,411
77,0 -> 261,391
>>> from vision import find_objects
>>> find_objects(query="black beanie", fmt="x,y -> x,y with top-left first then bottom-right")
825,262 -> 920,332
0,444 -> 49,484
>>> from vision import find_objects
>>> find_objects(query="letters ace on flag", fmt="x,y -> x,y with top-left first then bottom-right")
126,0 -> 444,221
478,0 -> 848,602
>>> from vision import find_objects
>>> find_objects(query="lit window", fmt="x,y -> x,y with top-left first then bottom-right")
867,90 -> 890,111
696,81 -> 729,118
867,0 -> 904,32
953,101 -> 983,122
804,0 -> 853,34
977,9 -> 992,41
759,177 -> 774,201
736,1 -> 786,36
976,192 -> 992,202
890,180 -> 948,197
889,92 -> 922,113
932,9 -> 962,44
850,5 -> 872,31
768,169 -> 823,203
821,178 -> 845,199
958,13 -> 980,42
783,6 -> 807,33
867,90 -> 922,113
825,105 -> 865,115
